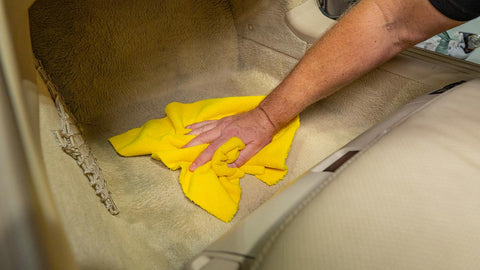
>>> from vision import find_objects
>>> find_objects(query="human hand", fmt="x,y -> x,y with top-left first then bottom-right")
183,107 -> 277,171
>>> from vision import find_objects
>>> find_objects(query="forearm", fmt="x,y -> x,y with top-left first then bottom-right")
185,0 -> 464,170
259,0 -> 462,129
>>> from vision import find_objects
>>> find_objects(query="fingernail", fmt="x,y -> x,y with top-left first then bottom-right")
189,163 -> 196,172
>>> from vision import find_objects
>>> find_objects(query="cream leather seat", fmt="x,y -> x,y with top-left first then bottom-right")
187,79 -> 480,270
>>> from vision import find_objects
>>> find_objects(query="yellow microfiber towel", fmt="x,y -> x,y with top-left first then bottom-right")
109,96 -> 300,222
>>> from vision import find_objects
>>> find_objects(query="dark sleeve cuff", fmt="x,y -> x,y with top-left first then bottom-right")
429,0 -> 480,21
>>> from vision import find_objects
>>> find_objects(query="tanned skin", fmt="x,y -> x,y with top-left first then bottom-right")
184,0 -> 463,171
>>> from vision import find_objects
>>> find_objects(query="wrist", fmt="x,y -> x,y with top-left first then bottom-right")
251,106 -> 277,134
258,105 -> 277,131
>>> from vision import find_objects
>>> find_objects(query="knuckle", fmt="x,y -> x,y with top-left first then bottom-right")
224,127 -> 240,137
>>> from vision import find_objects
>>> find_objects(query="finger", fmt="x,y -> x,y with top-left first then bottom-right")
183,126 -> 222,148
186,120 -> 217,130
189,138 -> 228,171
230,143 -> 262,168
187,122 -> 216,136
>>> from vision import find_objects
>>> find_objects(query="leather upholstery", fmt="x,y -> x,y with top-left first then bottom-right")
255,80 -> 480,270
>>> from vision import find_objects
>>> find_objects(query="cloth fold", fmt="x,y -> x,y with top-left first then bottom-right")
109,96 -> 300,222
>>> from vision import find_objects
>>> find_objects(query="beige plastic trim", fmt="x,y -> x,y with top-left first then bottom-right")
285,0 -> 336,44
0,1 -> 77,269
0,54 -> 47,270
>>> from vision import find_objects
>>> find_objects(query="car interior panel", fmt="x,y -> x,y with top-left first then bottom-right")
0,0 -> 479,269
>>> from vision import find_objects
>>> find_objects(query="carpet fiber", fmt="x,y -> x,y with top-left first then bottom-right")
31,0 -> 433,268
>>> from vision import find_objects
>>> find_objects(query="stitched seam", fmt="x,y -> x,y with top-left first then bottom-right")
35,58 -> 119,215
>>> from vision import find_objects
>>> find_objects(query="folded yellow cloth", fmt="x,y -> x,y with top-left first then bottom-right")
109,96 -> 300,222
